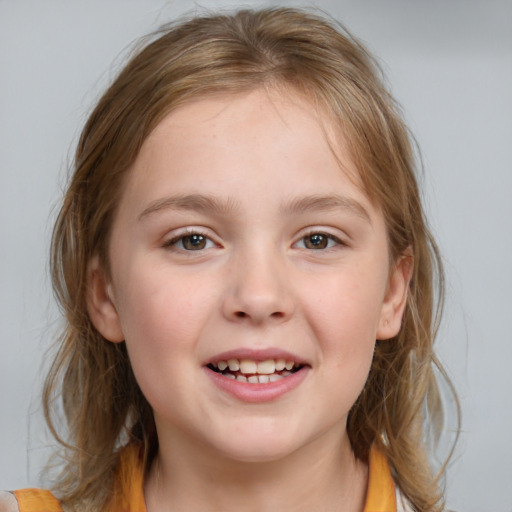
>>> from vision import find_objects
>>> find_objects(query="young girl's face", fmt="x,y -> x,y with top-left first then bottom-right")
89,88 -> 409,463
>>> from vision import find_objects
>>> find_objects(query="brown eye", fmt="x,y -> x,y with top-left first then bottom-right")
296,232 -> 343,250
182,234 -> 207,250
304,234 -> 329,249
167,232 -> 215,251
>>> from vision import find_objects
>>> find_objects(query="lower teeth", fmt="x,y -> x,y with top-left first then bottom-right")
223,371 -> 291,383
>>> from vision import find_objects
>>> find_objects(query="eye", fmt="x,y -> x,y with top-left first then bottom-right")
165,232 -> 216,251
296,232 -> 343,250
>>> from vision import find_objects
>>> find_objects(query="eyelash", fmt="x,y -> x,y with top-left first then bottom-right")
163,229 -> 346,252
295,231 -> 346,251
163,229 -> 216,252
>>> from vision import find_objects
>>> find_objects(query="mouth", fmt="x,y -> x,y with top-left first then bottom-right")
207,358 -> 306,384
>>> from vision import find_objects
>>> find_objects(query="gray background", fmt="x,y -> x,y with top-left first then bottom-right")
1,1 -> 511,510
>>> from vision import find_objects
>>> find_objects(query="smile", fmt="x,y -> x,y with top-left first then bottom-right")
207,358 -> 303,384
204,350 -> 310,402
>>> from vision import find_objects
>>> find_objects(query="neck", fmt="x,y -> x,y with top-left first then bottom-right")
144,430 -> 368,512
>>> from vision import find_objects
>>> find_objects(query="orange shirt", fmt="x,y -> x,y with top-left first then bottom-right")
13,445 -> 396,512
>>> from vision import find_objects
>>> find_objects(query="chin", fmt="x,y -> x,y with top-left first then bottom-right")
205,421 -> 307,464
216,440 -> 299,464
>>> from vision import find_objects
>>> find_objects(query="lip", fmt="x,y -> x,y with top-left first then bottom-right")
204,365 -> 310,403
203,348 -> 310,403
204,348 -> 308,366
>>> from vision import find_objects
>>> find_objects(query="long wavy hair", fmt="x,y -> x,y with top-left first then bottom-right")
45,7 -> 458,511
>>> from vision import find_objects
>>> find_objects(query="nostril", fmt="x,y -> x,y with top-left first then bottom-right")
235,311 -> 285,319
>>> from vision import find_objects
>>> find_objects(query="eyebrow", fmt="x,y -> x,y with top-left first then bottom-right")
138,192 -> 371,224
138,193 -> 241,220
281,194 -> 371,223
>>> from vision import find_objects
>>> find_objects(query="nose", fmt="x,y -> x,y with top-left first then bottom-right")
221,248 -> 295,325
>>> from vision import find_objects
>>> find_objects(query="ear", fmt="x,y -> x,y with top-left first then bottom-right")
86,255 -> 124,343
376,250 -> 413,340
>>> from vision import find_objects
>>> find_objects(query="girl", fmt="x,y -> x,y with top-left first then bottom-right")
0,7 -> 456,512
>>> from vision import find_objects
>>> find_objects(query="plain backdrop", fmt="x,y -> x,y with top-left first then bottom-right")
1,1 -> 511,511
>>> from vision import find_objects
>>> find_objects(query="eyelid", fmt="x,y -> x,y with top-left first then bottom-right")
163,227 -> 219,251
293,228 -> 348,250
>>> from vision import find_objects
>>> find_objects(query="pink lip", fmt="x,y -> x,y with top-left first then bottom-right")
203,348 -> 310,403
204,366 -> 310,403
204,348 -> 308,366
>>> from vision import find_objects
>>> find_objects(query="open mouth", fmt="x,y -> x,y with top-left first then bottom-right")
207,358 -> 305,384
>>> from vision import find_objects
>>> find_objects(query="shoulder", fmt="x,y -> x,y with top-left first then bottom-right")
0,489 -> 62,512
0,492 -> 19,512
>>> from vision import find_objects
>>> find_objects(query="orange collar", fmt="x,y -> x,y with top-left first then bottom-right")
107,443 -> 146,512
363,446 -> 396,512
111,444 -> 396,512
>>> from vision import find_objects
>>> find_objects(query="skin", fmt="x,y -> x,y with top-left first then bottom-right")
88,88 -> 411,512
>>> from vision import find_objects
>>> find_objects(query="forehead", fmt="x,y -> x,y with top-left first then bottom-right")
118,88 -> 373,220
137,89 -> 360,180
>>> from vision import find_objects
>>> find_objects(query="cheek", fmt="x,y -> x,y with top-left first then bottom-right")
112,263 -> 218,379
301,268 -> 385,394
306,270 -> 386,348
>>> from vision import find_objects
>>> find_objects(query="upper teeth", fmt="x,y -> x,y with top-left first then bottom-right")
214,358 -> 296,375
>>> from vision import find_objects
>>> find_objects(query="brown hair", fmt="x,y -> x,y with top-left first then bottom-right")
45,7 -> 457,511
